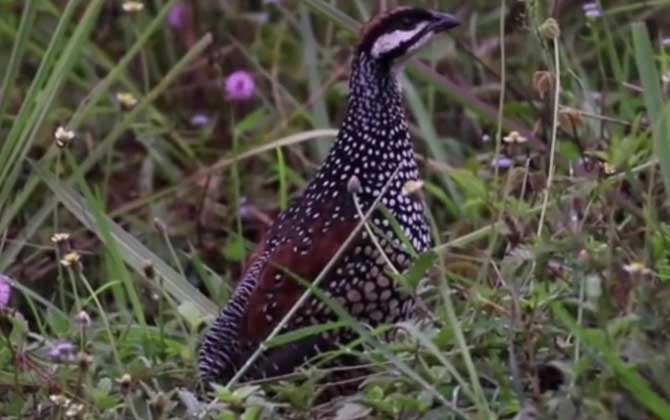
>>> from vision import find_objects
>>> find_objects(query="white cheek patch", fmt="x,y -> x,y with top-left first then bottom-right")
371,23 -> 428,58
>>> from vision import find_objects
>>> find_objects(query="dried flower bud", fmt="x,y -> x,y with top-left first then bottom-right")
402,179 -> 424,195
533,70 -> 554,99
559,108 -> 584,130
540,18 -> 560,39
76,351 -> 94,372
143,260 -> 155,279
74,310 -> 91,329
118,373 -> 133,394
347,175 -> 362,194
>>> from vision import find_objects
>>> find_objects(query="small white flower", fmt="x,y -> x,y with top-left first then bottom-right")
60,251 -> 81,267
622,261 -> 651,275
662,71 -> 670,86
54,126 -> 75,148
503,130 -> 527,144
65,403 -> 84,417
51,232 -> 71,244
122,1 -> 144,12
116,92 -> 138,109
50,394 -> 72,407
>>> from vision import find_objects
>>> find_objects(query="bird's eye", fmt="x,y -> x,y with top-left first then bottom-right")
398,16 -> 415,29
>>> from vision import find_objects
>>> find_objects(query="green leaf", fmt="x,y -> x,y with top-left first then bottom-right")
234,108 -> 268,137
223,235 -> 247,263
391,251 -> 438,290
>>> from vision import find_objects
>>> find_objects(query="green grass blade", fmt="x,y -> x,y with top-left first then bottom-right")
0,34 -> 213,272
554,303 -> 670,418
632,22 -> 670,205
29,161 -> 217,318
0,1 -> 37,133
0,0 -> 80,183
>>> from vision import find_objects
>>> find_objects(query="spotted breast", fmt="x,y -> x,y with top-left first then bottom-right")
199,7 -> 460,385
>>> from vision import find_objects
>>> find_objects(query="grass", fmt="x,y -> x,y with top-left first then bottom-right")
1,0 -> 670,419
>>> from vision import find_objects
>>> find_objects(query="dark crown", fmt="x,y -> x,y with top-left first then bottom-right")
357,7 -> 460,62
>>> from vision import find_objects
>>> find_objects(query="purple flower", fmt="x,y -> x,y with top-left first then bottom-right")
47,340 -> 77,363
190,112 -> 211,127
168,3 -> 189,29
491,157 -> 514,169
583,2 -> 602,19
225,71 -> 255,102
0,275 -> 11,308
663,37 -> 670,48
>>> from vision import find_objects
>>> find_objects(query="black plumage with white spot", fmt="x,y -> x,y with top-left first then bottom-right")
199,7 -> 460,385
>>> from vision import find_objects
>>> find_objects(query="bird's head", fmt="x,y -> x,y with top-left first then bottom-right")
357,7 -> 460,66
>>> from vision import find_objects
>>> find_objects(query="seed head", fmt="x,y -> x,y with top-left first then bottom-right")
540,18 -> 560,39
118,373 -> 133,394
76,351 -> 95,372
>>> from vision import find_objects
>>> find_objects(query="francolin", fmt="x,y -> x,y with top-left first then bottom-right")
200,7 -> 460,385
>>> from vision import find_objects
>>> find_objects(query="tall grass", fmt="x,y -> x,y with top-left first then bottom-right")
1,1 -> 670,419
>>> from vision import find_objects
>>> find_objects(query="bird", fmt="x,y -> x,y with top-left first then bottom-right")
199,6 -> 460,386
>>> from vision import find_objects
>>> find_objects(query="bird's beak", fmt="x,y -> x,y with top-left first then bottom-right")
430,12 -> 461,32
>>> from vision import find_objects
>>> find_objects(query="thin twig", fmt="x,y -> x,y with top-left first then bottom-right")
537,34 -> 561,236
